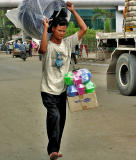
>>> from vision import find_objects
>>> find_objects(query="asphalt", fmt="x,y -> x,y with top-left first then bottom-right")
0,52 -> 136,160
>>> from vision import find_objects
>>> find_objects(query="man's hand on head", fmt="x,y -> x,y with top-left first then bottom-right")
66,1 -> 75,13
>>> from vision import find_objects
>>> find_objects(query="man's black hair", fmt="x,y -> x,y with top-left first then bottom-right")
48,17 -> 68,33
52,17 -> 68,27
48,8 -> 69,33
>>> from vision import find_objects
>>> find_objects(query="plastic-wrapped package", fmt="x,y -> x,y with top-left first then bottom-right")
81,72 -> 91,84
73,71 -> 82,86
74,70 -> 82,77
67,85 -> 78,97
65,69 -> 94,96
64,72 -> 73,86
17,0 -> 71,39
73,75 -> 82,86
85,81 -> 96,93
80,68 -> 92,84
77,84 -> 85,95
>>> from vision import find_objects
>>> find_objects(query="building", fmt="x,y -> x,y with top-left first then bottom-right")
71,0 -> 125,32
71,9 -> 116,31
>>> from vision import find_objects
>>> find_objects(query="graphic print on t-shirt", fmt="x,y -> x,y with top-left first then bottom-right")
55,52 -> 63,68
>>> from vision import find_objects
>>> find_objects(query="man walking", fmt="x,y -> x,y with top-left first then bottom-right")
39,2 -> 87,160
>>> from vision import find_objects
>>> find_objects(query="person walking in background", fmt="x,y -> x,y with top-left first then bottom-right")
9,43 -> 13,54
18,41 -> 26,61
36,44 -> 39,54
14,40 -> 19,49
39,1 -> 87,160
29,40 -> 33,57
32,41 -> 36,55
25,42 -> 29,57
19,41 -> 27,57
36,44 -> 42,61
5,43 -> 9,55
71,45 -> 77,64
75,44 -> 79,55
71,44 -> 80,64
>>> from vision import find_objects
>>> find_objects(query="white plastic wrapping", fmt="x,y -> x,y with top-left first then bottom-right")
6,8 -> 23,29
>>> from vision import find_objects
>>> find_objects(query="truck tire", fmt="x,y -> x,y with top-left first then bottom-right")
116,53 -> 136,96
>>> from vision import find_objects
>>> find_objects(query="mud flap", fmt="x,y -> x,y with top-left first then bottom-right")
107,49 -> 124,74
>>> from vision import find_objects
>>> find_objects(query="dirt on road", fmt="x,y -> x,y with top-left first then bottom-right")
0,53 -> 136,160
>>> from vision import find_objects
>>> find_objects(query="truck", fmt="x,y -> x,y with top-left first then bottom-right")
96,30 -> 136,96
96,0 -> 136,96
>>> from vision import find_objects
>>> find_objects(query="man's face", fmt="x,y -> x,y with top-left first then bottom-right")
52,25 -> 67,40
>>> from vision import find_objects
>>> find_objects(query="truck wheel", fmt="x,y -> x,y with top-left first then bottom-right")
116,53 -> 136,96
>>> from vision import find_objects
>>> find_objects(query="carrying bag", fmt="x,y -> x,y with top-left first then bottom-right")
6,0 -> 71,40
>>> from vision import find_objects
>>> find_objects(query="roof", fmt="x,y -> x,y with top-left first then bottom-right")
0,0 -> 125,9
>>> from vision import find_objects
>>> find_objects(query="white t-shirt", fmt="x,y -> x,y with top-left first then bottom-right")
40,32 -> 81,95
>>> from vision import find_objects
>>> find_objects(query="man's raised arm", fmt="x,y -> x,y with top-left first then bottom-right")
39,18 -> 49,54
66,2 -> 87,40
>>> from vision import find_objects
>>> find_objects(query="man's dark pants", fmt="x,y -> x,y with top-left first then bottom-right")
41,91 -> 67,155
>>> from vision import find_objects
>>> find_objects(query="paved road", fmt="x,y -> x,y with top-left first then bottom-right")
0,53 -> 136,160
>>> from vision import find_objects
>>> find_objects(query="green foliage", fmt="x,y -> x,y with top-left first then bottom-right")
65,22 -> 98,52
105,18 -> 111,32
66,21 -> 96,38
82,28 -> 97,52
0,9 -> 21,42
66,21 -> 79,37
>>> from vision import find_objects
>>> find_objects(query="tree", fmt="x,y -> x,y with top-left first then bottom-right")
0,10 -> 7,43
92,8 -> 114,32
5,20 -> 21,40
0,9 -> 21,43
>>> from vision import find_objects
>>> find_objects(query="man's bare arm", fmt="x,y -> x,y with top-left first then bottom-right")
66,2 -> 87,40
39,18 -> 49,54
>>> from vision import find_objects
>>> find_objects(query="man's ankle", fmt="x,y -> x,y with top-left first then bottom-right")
50,152 -> 58,160
58,152 -> 63,157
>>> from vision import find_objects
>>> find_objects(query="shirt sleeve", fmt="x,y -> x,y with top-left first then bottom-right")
64,32 -> 81,52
